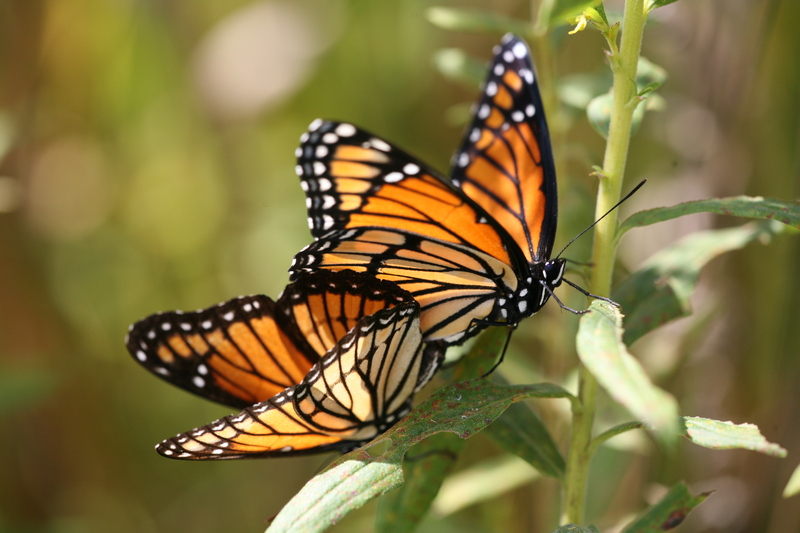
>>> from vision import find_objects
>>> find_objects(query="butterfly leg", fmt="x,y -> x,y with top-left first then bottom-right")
561,278 -> 620,307
542,282 -> 590,315
479,326 -> 515,378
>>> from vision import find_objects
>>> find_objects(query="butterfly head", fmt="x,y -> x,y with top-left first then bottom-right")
542,258 -> 566,289
519,258 -> 567,317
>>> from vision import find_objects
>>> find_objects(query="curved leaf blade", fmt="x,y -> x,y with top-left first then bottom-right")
268,377 -> 573,532
375,433 -> 463,533
614,221 -> 787,344
483,396 -> 565,478
783,463 -> 800,498
682,416 -> 787,457
618,196 -> 800,237
577,301 -> 679,447
267,454 -> 404,533
621,482 -> 708,532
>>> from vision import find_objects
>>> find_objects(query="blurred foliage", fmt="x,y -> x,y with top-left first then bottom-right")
1,1 -> 799,532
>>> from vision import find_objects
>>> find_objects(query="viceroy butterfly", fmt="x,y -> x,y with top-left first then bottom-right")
126,270 -> 443,459
290,34 -> 579,345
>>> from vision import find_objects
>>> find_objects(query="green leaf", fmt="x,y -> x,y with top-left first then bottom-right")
267,454 -> 404,533
483,392 -> 565,478
376,433 -> 463,533
586,56 -> 665,138
682,416 -> 787,457
552,524 -> 601,533
621,482 -> 708,532
432,455 -> 540,516
618,196 -> 800,237
267,377 -> 573,532
451,326 -> 513,380
586,91 -> 612,139
783,463 -> 800,498
432,48 -> 486,89
587,91 -> 647,139
548,0 -> 602,27
576,301 -> 679,447
426,7 -> 530,36
646,0 -> 680,12
638,81 -> 661,98
636,56 -> 667,89
558,73 -> 611,110
593,2 -> 609,26
373,328 -> 515,532
614,221 -> 787,344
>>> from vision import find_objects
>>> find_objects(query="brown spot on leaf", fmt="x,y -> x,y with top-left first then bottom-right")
661,510 -> 686,529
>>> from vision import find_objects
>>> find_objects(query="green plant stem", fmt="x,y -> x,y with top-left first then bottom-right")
561,0 -> 647,525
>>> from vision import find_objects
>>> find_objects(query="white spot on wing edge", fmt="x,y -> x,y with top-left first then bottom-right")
403,163 -> 420,175
370,138 -> 391,152
335,123 -> 357,137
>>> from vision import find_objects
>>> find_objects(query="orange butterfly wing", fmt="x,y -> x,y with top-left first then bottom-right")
126,294 -> 315,408
292,121 -> 531,343
451,34 -> 558,264
156,300 -> 439,459
126,270 -> 427,408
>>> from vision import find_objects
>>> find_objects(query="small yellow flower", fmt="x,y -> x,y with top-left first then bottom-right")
569,13 -> 588,35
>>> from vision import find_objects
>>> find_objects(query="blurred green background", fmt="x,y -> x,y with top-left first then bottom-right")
1,1 -> 798,532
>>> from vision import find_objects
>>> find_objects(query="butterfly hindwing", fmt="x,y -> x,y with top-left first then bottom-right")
156,299 -> 441,459
451,34 -> 558,264
293,227 -> 518,343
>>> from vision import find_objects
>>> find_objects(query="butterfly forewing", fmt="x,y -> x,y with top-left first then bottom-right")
292,120 -> 530,344
297,119 -> 520,268
451,34 -> 558,264
155,301 -> 440,459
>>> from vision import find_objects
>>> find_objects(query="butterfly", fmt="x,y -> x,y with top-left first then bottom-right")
290,34 -> 573,346
126,269 -> 443,459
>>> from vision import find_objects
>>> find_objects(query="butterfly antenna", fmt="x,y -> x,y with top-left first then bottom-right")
554,179 -> 646,260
